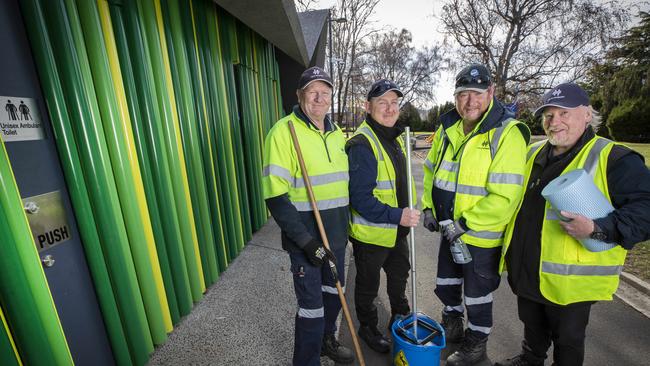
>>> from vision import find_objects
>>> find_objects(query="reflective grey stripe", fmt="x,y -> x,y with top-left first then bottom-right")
424,159 -> 434,170
291,197 -> 349,211
434,179 -> 488,196
542,261 -> 623,276
444,305 -> 465,313
457,184 -> 488,196
546,209 -> 563,221
375,180 -> 394,190
466,230 -> 504,240
437,277 -> 463,285
465,293 -> 493,306
434,178 -> 455,192
467,321 -> 491,335
584,138 -> 611,177
439,160 -> 459,173
488,172 -> 524,185
527,140 -> 546,161
263,165 -> 348,188
351,213 -> 398,229
358,126 -> 383,161
490,118 -> 516,159
298,307 -> 324,318
263,164 -> 292,181
294,171 -> 349,188
322,285 -> 339,294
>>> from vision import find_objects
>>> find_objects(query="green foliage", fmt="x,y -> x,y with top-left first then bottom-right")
517,108 -> 544,136
425,101 -> 455,131
586,12 -> 650,142
398,102 -> 425,130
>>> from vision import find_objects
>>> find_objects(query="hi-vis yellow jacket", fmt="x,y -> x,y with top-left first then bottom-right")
348,121 -> 416,247
422,100 -> 530,248
500,136 -> 628,305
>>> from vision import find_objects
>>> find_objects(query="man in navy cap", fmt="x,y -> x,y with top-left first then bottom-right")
346,79 -> 420,353
263,66 -> 354,365
496,83 -> 650,366
422,63 -> 530,365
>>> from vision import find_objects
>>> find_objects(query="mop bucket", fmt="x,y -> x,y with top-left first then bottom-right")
391,313 -> 445,366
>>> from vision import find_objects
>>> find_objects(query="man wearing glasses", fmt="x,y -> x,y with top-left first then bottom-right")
346,80 -> 420,354
422,64 -> 530,365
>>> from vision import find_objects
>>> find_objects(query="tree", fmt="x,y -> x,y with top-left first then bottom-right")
358,29 -> 445,106
440,0 -> 631,100
398,102 -> 424,130
426,101 -> 455,131
586,11 -> 650,142
331,0 -> 381,124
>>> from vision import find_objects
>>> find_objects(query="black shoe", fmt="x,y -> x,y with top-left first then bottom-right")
446,330 -> 488,366
495,353 -> 543,366
321,334 -> 354,364
358,325 -> 391,353
441,311 -> 465,343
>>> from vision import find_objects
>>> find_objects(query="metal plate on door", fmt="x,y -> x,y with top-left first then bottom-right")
22,191 -> 71,252
0,95 -> 45,142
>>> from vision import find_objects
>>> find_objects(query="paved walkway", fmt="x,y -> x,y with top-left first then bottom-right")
148,154 -> 650,365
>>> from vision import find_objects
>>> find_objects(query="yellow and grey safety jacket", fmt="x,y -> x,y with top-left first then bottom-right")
422,99 -> 530,248
348,121 -> 416,247
262,107 -> 349,252
500,136 -> 628,305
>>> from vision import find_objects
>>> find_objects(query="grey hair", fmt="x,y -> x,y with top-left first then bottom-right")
588,106 -> 602,130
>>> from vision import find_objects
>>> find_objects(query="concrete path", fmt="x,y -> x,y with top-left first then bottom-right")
148,152 -> 650,366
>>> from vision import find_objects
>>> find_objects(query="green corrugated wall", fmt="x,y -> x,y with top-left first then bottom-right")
3,0 -> 284,364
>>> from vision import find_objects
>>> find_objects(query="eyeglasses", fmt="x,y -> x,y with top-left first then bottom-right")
455,74 -> 491,88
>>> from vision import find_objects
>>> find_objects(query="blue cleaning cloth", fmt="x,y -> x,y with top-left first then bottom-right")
541,169 -> 616,252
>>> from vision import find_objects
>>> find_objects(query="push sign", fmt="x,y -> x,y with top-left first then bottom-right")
22,191 -> 71,252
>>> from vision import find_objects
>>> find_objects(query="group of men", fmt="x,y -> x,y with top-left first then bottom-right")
262,63 -> 650,366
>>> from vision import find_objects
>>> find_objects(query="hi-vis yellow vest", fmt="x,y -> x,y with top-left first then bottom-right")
349,122 -> 416,247
500,136 -> 628,305
262,112 -> 349,211
422,105 -> 529,248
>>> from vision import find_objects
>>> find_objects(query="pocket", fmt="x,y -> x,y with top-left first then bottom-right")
470,246 -> 500,280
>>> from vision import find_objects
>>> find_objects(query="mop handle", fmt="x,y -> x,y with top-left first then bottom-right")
288,121 -> 366,366
405,127 -> 418,339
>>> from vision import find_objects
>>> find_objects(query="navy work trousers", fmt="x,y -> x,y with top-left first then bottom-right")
434,237 -> 501,339
289,246 -> 346,366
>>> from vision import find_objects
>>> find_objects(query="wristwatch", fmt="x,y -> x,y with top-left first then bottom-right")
589,224 -> 607,242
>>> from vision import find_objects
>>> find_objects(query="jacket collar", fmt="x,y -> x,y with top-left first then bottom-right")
365,114 -> 404,141
292,105 -> 334,132
439,97 -> 514,135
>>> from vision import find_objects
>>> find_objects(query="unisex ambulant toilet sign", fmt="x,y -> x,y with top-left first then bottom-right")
1,96 -> 45,142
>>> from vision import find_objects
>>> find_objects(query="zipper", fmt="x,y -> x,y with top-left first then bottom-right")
322,132 -> 332,162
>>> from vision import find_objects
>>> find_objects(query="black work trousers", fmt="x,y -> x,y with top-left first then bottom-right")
517,296 -> 592,366
352,236 -> 410,329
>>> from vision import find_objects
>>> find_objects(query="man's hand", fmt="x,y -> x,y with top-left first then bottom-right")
303,239 -> 336,267
400,208 -> 421,227
559,211 -> 595,240
423,209 -> 439,232
441,220 -> 466,243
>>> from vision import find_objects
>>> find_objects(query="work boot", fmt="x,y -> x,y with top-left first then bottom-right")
358,325 -> 391,353
495,341 -> 545,366
441,311 -> 464,343
446,330 -> 488,366
321,333 -> 354,364
494,354 -> 543,366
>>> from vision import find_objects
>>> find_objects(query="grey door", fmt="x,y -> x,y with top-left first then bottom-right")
1,0 -> 115,365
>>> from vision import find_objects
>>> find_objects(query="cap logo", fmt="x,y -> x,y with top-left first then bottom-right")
312,68 -> 320,75
552,89 -> 561,97
470,69 -> 479,77
384,80 -> 390,85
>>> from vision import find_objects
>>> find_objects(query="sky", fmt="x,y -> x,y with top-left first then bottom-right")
314,0 -> 455,105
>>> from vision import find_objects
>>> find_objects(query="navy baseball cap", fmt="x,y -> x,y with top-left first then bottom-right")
367,79 -> 403,100
454,63 -> 492,95
534,83 -> 590,117
298,66 -> 333,89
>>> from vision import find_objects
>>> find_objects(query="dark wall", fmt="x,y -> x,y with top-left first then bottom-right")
275,47 -> 303,115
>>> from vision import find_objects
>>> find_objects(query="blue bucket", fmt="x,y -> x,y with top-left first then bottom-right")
391,313 -> 445,366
